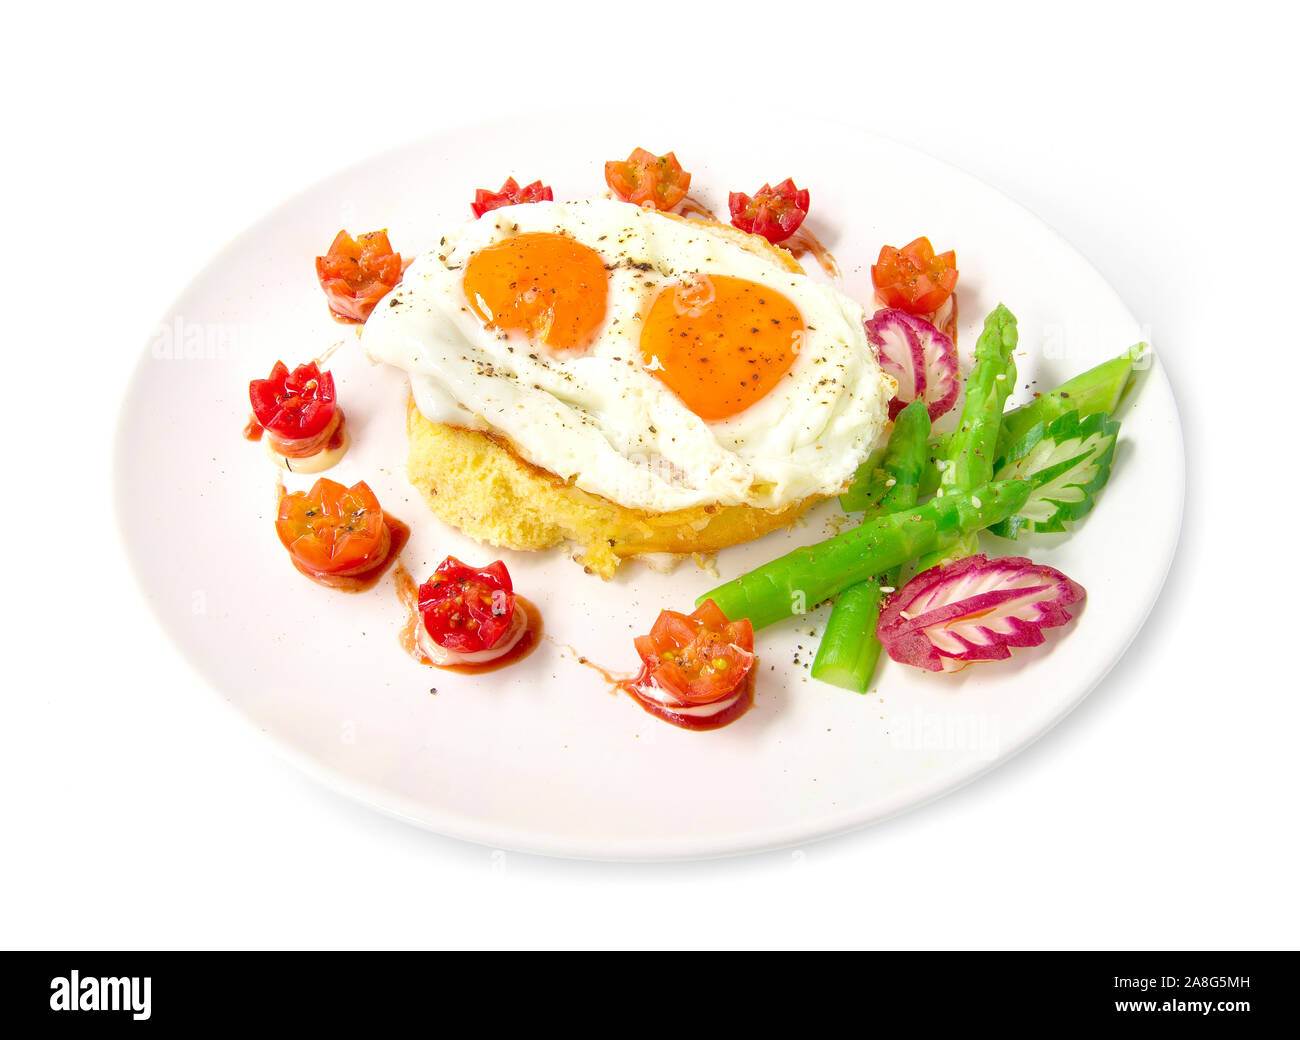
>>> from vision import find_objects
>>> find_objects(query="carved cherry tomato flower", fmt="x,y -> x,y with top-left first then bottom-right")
633,600 -> 754,705
276,478 -> 389,578
604,148 -> 691,211
728,178 -> 811,244
418,557 -> 516,654
471,177 -> 555,218
871,237 -> 959,316
625,600 -> 756,730
315,229 -> 402,322
249,360 -> 337,441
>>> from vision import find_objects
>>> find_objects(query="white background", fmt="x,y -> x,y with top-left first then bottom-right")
5,1 -> 1296,949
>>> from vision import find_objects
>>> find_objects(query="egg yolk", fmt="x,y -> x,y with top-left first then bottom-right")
640,275 -> 805,421
462,232 -> 609,353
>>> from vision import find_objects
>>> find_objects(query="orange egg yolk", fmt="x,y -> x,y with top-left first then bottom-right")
462,232 -> 609,353
640,275 -> 805,421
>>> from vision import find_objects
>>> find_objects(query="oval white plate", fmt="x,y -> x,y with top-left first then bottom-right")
115,109 -> 1184,860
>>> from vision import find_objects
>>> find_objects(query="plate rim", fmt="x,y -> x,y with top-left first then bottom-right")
113,106 -> 1187,860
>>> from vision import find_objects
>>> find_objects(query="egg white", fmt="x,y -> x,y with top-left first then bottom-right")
362,199 -> 890,513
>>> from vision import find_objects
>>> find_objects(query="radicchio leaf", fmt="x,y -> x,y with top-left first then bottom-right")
990,409 -> 1121,538
876,554 -> 1085,672
865,307 -> 960,422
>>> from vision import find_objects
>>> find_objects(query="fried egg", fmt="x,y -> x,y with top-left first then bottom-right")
362,199 -> 890,513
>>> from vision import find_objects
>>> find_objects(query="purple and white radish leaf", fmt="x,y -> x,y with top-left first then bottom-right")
876,554 -> 1085,672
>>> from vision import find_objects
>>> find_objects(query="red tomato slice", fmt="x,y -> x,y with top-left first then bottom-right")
249,360 -> 337,440
471,177 -> 555,218
871,237 -> 959,315
417,557 -> 516,654
276,479 -> 388,576
632,600 -> 755,705
604,148 -> 691,211
728,178 -> 811,244
315,229 -> 402,322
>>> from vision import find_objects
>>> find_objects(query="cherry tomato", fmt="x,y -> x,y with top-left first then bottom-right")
632,600 -> 754,705
728,178 -> 810,244
315,229 -> 402,322
871,237 -> 959,316
604,148 -> 691,211
418,557 -> 516,654
249,360 -> 337,440
276,479 -> 389,576
471,177 -> 555,218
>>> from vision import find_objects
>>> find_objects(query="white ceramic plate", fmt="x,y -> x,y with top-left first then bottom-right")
115,109 -> 1184,860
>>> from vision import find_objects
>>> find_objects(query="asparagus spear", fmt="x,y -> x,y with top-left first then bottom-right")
698,479 -> 1032,630
915,305 -> 1018,569
843,349 -> 1141,510
840,446 -> 890,514
839,400 -> 930,513
812,344 -> 1138,689
809,582 -> 885,691
940,305 -> 1019,489
916,347 -> 1141,497
995,348 -> 1138,452
814,400 -> 930,691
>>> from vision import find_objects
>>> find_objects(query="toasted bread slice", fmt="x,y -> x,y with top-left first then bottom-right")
405,400 -> 819,578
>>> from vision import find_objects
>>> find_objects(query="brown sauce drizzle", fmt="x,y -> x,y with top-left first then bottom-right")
314,339 -> 345,365
785,228 -> 841,279
395,562 -> 542,673
551,639 -> 755,732
937,292 -> 959,345
678,196 -> 718,222
544,636 -> 629,687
